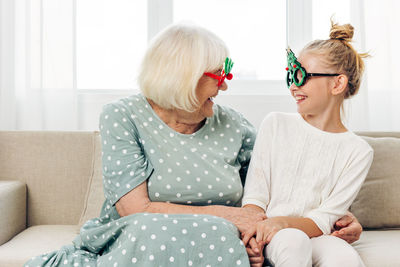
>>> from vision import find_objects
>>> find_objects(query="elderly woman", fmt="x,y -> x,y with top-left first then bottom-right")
25,23 -> 362,267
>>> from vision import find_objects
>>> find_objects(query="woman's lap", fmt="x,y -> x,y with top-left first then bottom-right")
25,213 -> 250,267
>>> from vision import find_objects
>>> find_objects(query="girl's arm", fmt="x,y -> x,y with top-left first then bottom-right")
242,216 -> 322,245
258,216 -> 322,241
243,146 -> 373,245
304,148 -> 373,235
241,115 -> 274,212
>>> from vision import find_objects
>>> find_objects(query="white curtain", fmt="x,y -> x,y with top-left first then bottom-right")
0,0 -> 399,131
1,0 -> 78,130
363,1 -> 400,130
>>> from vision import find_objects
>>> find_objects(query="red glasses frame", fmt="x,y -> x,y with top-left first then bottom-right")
204,70 -> 233,86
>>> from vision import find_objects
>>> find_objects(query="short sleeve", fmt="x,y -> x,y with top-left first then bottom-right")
305,147 -> 374,234
99,102 -> 154,206
237,113 -> 257,185
241,115 -> 274,210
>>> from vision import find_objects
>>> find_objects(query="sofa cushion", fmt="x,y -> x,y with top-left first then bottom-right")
0,225 -> 79,267
78,133 -> 105,227
0,181 -> 26,246
0,131 -> 96,226
352,230 -> 400,267
350,136 -> 400,228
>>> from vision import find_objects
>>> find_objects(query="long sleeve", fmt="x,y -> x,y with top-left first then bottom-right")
237,113 -> 257,185
241,112 -> 374,235
241,115 -> 274,211
305,148 -> 373,234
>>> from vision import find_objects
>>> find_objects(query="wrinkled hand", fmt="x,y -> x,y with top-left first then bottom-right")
245,237 -> 264,267
242,217 -> 287,246
224,207 -> 266,233
331,212 -> 362,244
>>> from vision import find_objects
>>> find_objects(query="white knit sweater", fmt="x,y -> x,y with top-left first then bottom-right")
242,112 -> 373,234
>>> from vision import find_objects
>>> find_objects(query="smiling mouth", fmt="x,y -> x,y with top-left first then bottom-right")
295,95 -> 307,100
208,96 -> 215,101
294,95 -> 307,103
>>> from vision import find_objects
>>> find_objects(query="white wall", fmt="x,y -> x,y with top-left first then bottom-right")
215,94 -> 296,129
79,91 -> 296,131
78,89 -> 382,133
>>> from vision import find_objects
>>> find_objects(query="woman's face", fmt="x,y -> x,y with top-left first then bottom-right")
195,68 -> 228,118
289,53 -> 335,115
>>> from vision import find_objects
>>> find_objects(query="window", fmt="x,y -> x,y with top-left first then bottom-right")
18,0 -> 357,130
76,0 -> 147,89
73,0 -> 288,93
312,0 -> 351,40
42,0 -> 351,94
174,0 -> 286,81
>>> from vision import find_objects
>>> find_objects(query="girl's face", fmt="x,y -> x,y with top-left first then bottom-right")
195,68 -> 228,118
289,53 -> 336,115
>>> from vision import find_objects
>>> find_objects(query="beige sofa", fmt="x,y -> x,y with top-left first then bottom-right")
0,131 -> 399,267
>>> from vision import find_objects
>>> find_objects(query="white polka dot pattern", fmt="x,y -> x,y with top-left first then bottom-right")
24,94 -> 255,267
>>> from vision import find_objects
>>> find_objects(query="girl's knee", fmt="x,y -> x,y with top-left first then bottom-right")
274,228 -> 311,247
266,229 -> 312,267
316,249 -> 364,267
312,235 -> 365,267
268,229 -> 312,256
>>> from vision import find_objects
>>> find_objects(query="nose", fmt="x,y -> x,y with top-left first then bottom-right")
289,82 -> 298,96
219,80 -> 228,91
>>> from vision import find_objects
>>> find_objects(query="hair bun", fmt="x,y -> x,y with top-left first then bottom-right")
329,21 -> 354,42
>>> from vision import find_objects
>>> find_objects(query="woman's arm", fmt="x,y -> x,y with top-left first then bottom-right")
116,180 -> 266,232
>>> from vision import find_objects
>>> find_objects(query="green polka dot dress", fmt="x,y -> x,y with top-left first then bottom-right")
24,94 -> 256,267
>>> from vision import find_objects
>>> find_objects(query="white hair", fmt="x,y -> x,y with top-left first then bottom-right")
138,23 -> 229,112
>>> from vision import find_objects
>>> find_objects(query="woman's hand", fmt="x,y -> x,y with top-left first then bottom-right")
246,237 -> 264,267
219,206 -> 266,233
331,212 -> 362,244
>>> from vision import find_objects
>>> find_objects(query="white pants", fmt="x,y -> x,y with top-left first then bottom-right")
265,228 -> 365,267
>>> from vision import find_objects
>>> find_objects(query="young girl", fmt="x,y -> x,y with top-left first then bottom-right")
241,21 -> 373,267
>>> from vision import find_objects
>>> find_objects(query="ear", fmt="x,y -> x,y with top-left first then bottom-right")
331,74 -> 348,96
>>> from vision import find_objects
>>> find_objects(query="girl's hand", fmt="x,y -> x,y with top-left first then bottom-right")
255,217 -> 288,245
331,212 -> 362,244
246,237 -> 265,267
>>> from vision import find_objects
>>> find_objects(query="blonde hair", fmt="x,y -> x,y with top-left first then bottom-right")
138,23 -> 229,112
301,20 -> 369,98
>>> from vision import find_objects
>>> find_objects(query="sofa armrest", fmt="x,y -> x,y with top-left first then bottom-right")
0,181 -> 26,245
